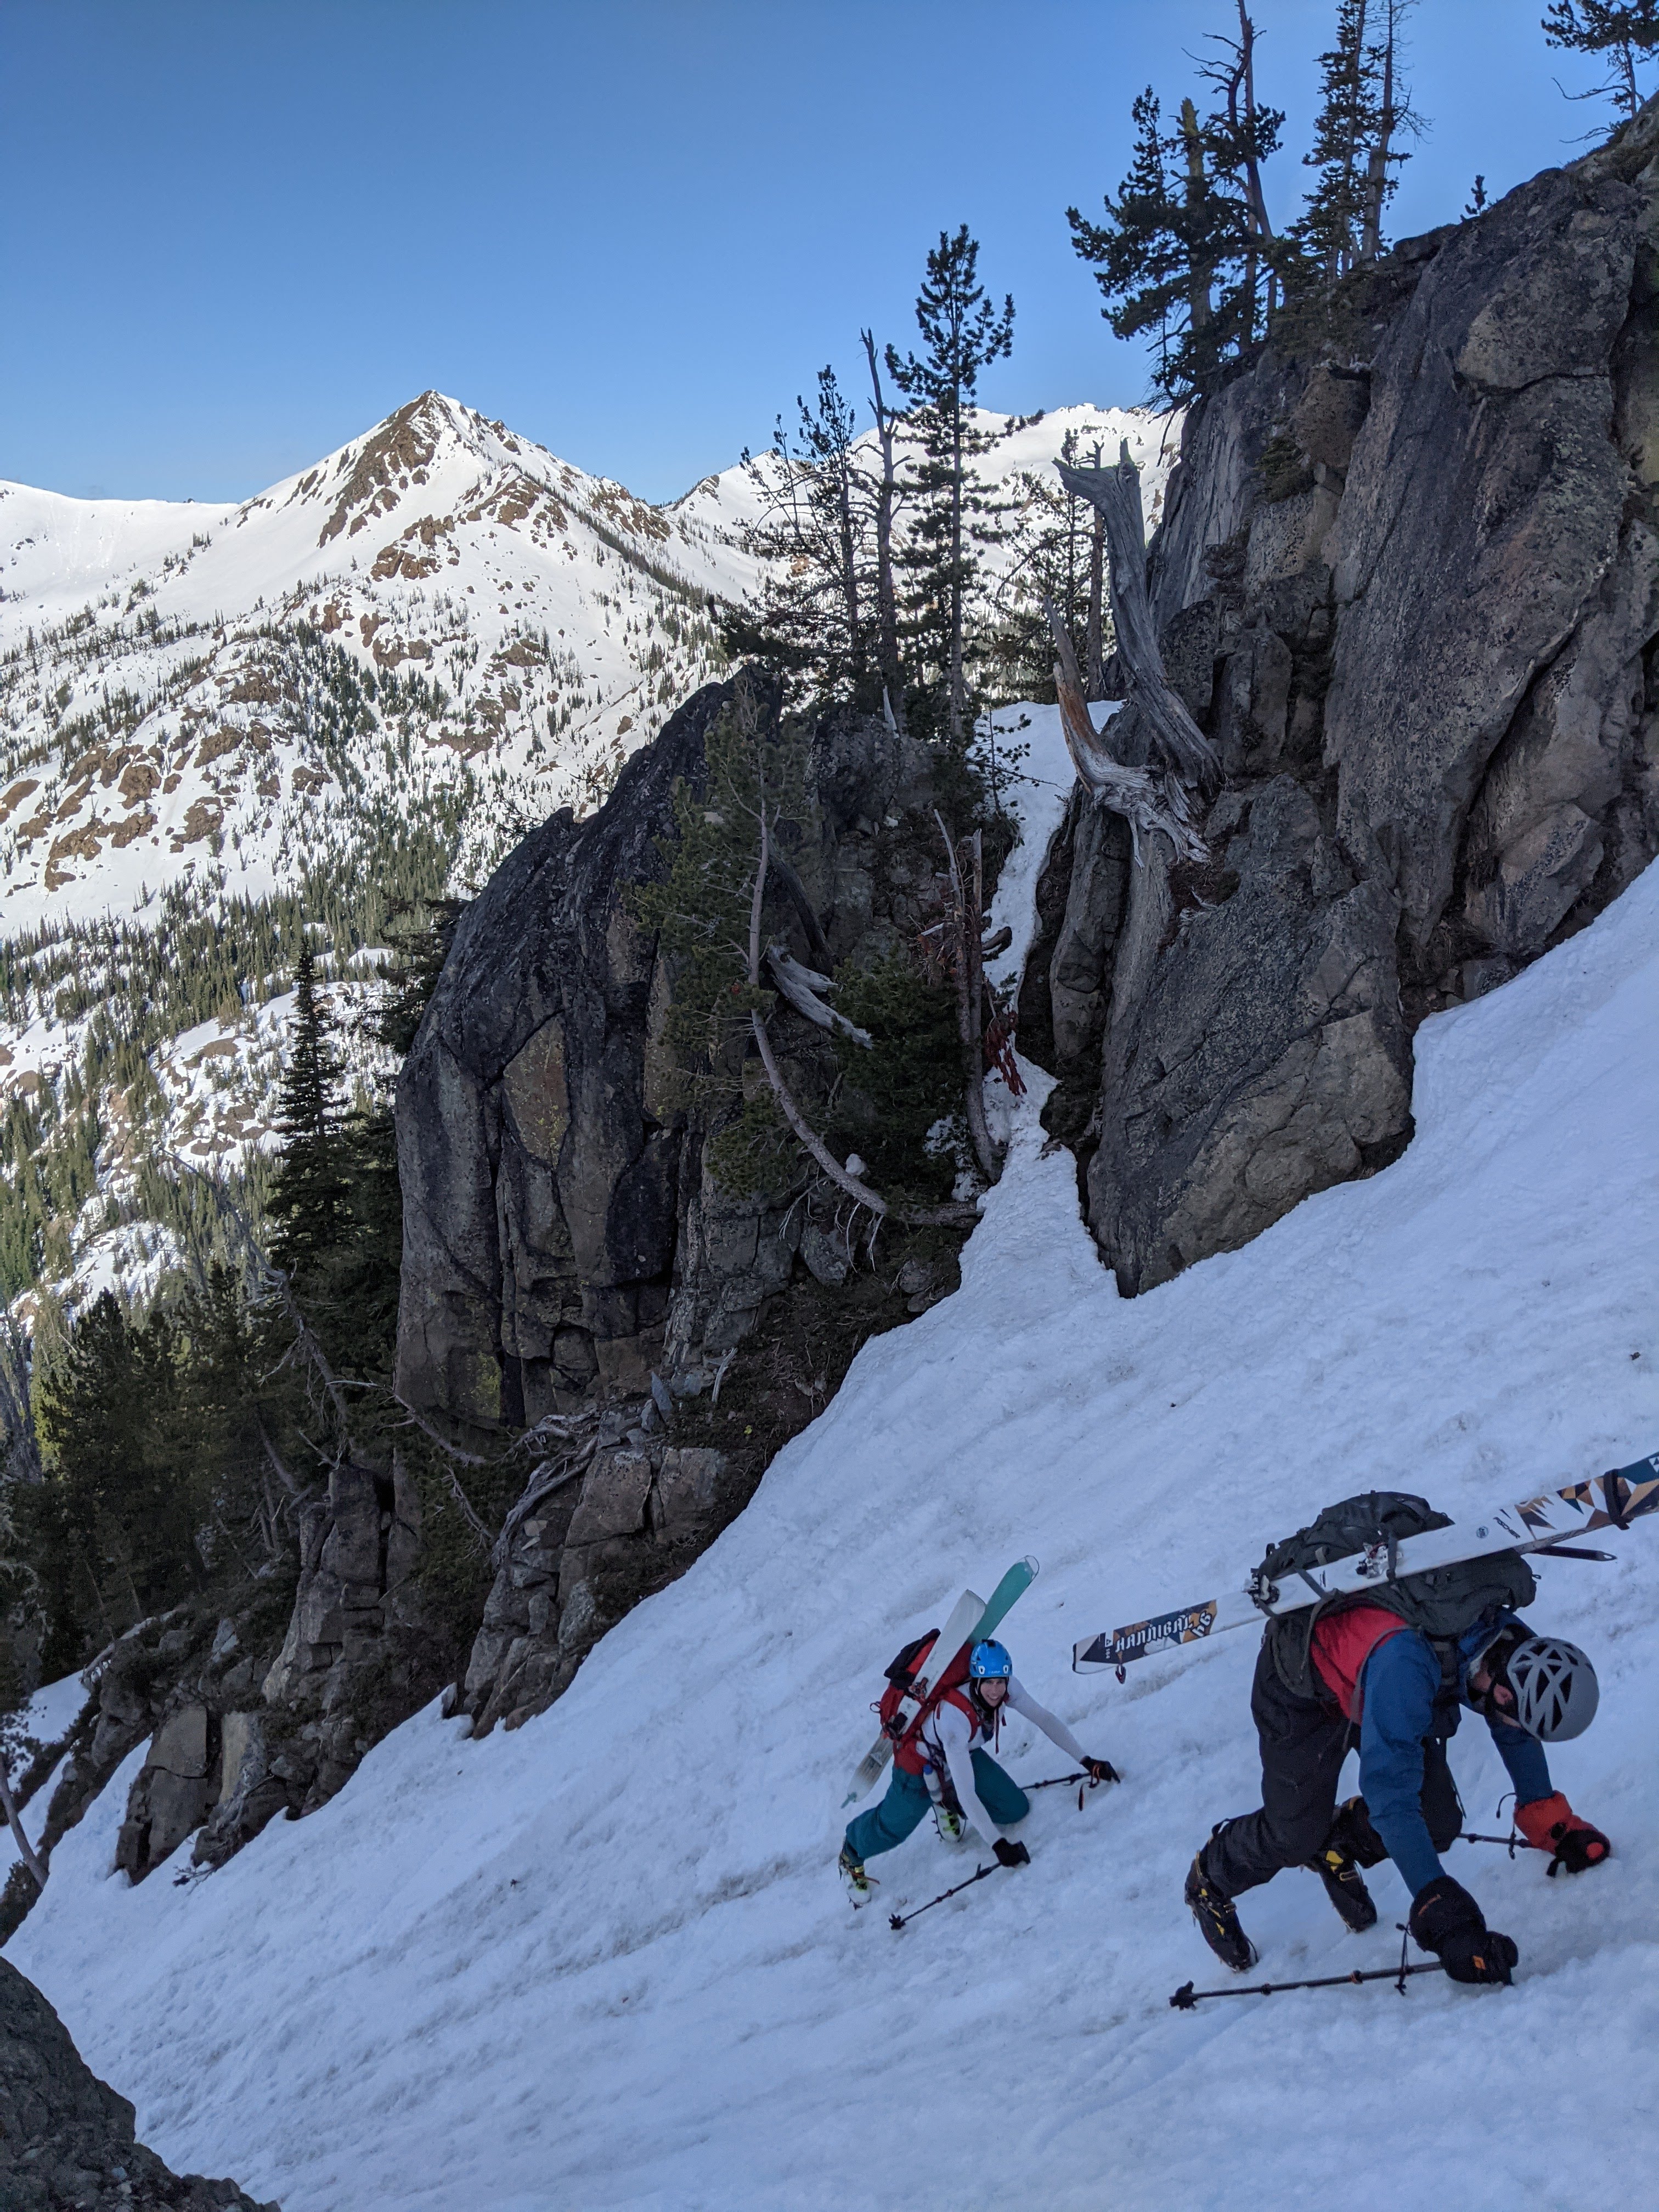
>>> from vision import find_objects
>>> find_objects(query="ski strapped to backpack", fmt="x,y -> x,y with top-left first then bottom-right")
1073,1451 -> 1659,1674
843,1557 -> 1039,1806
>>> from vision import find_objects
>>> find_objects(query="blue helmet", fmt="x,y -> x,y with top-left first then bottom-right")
969,1639 -> 1012,1681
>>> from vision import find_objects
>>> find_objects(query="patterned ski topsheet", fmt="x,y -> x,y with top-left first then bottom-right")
1073,1455 -> 1659,1674
844,1557 -> 1039,1807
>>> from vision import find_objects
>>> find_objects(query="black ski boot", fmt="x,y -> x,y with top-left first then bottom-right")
1306,1839 -> 1378,1932
1185,1854 -> 1259,1973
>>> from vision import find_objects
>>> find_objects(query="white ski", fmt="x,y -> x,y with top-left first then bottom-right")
843,1587 -> 983,1808
843,1556 -> 1041,1805
1073,1452 -> 1659,1673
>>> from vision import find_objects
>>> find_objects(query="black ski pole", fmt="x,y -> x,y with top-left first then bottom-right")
1170,1961 -> 1447,2008
1029,1765 -> 1119,1809
889,1863 -> 996,1931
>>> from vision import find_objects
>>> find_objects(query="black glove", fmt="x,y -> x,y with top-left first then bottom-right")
1082,1757 -> 1120,1785
1328,1794 -> 1389,1870
1409,1874 -> 1519,1986
993,1838 -> 1030,1869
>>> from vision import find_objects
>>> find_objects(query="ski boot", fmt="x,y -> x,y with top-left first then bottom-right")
934,1804 -> 966,1843
1306,1837 -> 1378,1932
838,1844 -> 876,1908
1185,1854 -> 1259,1973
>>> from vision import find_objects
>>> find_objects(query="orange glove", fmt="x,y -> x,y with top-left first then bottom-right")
1514,1793 -> 1610,1875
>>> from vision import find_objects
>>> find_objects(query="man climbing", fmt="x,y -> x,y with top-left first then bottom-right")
839,1640 -> 1116,1904
1186,1601 -> 1609,1985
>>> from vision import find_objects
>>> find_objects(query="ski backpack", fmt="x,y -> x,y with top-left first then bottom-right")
876,1629 -> 973,1743
1257,1489 -> 1537,1716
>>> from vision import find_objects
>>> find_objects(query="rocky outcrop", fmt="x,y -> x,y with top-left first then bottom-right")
0,1956 -> 276,2210
395,675 -> 950,1430
452,1390 -> 740,1732
1023,100 -> 1659,1293
393,672 -> 977,1733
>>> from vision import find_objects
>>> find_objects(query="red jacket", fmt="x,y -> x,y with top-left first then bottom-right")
1309,1605 -> 1409,1720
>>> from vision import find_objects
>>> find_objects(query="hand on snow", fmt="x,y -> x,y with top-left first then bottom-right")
1082,1757 -> 1120,1786
1409,1874 -> 1518,1985
993,1838 -> 1031,1869
1514,1792 -> 1610,1876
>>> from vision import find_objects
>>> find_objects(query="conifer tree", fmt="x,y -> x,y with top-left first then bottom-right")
1542,0 -> 1659,118
264,937 -> 348,1295
1069,12 -> 1283,403
1291,0 -> 1417,283
729,369 -> 874,705
886,227 -> 1017,748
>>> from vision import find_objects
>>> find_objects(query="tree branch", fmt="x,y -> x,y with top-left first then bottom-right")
0,1762 -> 47,1891
1043,600 -> 1210,867
1054,446 -> 1221,791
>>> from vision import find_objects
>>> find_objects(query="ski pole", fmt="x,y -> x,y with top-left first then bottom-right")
1173,1918 -> 1449,2010
889,1863 -> 996,1930
1170,1961 -> 1448,2008
1029,1764 -> 1119,1810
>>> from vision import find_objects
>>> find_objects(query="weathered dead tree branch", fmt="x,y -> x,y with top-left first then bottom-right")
746,781 -> 978,1229
1043,601 -> 1209,867
1055,443 -> 1221,792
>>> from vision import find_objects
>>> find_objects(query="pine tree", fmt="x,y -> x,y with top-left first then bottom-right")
886,227 -> 1017,748
1542,0 -> 1659,118
31,1292 -> 202,1651
1291,0 -> 1417,285
264,937 -> 348,1295
1069,14 -> 1283,404
727,369 -> 874,706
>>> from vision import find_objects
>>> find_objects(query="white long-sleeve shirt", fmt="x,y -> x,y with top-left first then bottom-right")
917,1676 -> 1090,1844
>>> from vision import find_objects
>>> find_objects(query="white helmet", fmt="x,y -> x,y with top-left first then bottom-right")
1494,1635 -> 1600,1741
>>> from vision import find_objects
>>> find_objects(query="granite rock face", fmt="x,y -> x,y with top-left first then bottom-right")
0,1956 -> 276,2210
452,1391 -> 743,1734
394,670 -> 961,1732
1024,101 -> 1659,1293
396,675 -> 941,1429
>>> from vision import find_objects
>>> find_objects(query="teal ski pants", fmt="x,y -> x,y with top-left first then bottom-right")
844,1754 -> 1030,1862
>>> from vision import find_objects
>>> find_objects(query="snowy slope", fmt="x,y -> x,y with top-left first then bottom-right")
10,708 -> 1657,2209
0,392 -> 750,937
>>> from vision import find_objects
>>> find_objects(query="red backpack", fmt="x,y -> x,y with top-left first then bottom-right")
876,1630 -> 976,1767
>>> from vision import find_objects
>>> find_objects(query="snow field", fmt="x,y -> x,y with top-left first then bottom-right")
10,714 -> 1659,2210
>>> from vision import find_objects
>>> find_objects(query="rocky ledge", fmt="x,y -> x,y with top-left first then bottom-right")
0,1956 -> 276,2211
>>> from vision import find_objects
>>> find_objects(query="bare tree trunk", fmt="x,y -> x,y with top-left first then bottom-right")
1086,510 -> 1107,698
1043,602 -> 1209,866
836,458 -> 864,689
948,403 -> 967,747
1360,2 -> 1397,263
1179,98 -> 1214,336
0,1762 -> 47,1891
1235,3 -> 1274,331
861,330 -> 905,734
1054,448 -> 1221,791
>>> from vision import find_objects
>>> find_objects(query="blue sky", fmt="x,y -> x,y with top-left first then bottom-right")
0,1 -> 1635,505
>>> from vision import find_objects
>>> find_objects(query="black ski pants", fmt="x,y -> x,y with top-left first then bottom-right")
1203,1637 -> 1462,1898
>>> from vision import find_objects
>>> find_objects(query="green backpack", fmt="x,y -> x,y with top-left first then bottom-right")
1257,1490 -> 1536,1719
